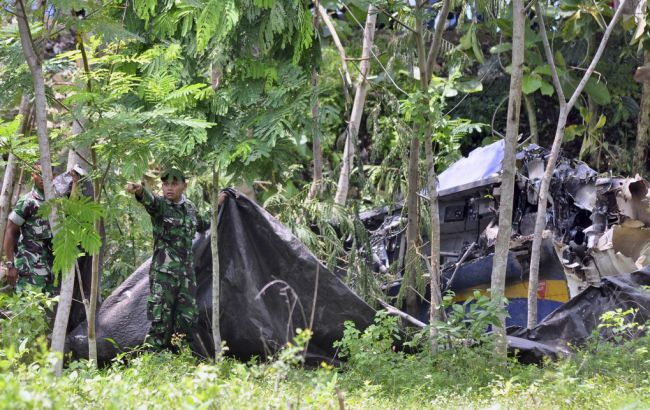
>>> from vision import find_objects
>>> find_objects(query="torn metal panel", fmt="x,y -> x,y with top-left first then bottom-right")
437,139 -> 505,197
614,177 -> 650,224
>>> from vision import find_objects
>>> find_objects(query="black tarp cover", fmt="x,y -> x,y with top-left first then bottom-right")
509,268 -> 650,355
68,194 -> 375,363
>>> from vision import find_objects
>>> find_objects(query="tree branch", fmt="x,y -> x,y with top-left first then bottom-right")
425,0 -> 451,79
341,1 -> 408,96
376,298 -> 426,328
317,4 -> 352,88
376,5 -> 417,33
534,1 -> 565,104
566,0 -> 626,110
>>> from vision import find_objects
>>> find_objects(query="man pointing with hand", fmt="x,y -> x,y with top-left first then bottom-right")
127,168 -> 217,351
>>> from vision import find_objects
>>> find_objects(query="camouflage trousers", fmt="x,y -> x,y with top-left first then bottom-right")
146,268 -> 198,350
16,272 -> 54,294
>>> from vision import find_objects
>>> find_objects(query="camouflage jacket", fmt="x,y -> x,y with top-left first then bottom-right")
137,187 -> 209,276
8,187 -> 53,277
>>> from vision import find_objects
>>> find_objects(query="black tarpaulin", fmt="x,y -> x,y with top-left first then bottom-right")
67,194 -> 375,363
508,268 -> 650,354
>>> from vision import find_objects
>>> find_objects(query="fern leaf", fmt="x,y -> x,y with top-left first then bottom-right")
196,0 -> 240,53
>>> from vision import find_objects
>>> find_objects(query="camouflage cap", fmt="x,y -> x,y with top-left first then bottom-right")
160,168 -> 186,182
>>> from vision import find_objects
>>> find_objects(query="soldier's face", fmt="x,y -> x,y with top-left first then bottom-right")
31,166 -> 44,191
162,179 -> 186,202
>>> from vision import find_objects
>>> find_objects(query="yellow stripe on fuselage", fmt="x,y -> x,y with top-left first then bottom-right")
451,279 -> 570,303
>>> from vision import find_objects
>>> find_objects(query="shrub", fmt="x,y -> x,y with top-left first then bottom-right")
0,289 -> 55,365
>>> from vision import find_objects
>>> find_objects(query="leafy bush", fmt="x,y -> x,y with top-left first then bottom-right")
0,289 -> 55,365
433,290 -> 505,349
597,308 -> 647,344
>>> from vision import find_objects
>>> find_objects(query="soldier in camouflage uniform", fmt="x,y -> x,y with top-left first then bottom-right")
3,164 -> 54,293
127,169 -> 213,350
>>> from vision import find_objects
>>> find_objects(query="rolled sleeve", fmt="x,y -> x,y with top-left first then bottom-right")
9,197 -> 28,226
9,210 -> 25,226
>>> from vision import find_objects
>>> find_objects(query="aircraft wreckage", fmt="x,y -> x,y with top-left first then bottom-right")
65,140 -> 650,363
364,139 -> 650,326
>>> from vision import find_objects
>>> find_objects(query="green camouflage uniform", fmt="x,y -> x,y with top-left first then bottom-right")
8,187 -> 54,293
136,187 -> 209,349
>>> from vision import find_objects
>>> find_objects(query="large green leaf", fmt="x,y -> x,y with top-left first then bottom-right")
522,74 -> 542,95
584,78 -> 611,105
539,81 -> 554,96
533,64 -> 552,76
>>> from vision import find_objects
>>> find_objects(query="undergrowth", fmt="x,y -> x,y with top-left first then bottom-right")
1,290 -> 650,409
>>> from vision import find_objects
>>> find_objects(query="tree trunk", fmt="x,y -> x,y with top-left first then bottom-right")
634,50 -> 650,176
413,0 -> 450,350
424,137 -> 441,350
16,0 -> 75,376
490,0 -> 525,359
66,128 -> 91,173
0,94 -> 30,258
210,166 -> 221,358
425,0 -> 451,77
308,5 -> 323,201
317,4 -> 352,88
404,136 -> 420,317
334,5 -> 377,205
527,0 -> 627,329
12,167 -> 24,207
88,175 -> 100,363
78,29 -> 101,365
404,0 -> 429,319
523,94 -> 539,145
307,67 -> 323,200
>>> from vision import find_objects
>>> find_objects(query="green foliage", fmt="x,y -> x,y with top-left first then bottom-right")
264,181 -> 353,269
0,114 -> 40,165
597,308 -> 647,344
0,289 -> 54,366
2,316 -> 650,408
432,290 -> 505,348
196,0 -> 240,52
39,196 -> 103,275
0,22 -> 30,109
334,311 -> 401,370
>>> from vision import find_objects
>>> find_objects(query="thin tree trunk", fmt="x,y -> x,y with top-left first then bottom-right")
425,0 -> 451,77
490,0 -> 525,359
0,94 -> 30,257
308,67 -> 323,200
308,4 -> 323,201
404,135 -> 420,317
404,1 -> 429,319
210,166 -> 221,358
424,136 -> 441,350
77,32 -> 101,365
0,154 -> 18,255
634,50 -> 650,175
317,4 -> 352,88
527,0 -> 627,329
12,167 -> 24,206
88,177 -> 100,363
16,0 -> 75,376
413,0 -> 450,350
523,94 -> 539,145
66,126 -> 91,173
334,5 -> 377,205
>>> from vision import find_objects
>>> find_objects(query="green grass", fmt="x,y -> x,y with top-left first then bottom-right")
2,292 -> 650,409
0,333 -> 649,409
